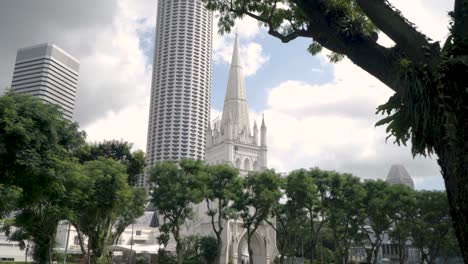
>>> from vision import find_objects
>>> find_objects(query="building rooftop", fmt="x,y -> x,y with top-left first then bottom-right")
385,164 -> 414,189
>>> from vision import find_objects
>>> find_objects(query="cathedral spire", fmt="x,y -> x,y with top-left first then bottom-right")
221,32 -> 250,136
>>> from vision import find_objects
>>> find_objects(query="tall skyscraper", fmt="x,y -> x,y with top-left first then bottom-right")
146,0 -> 213,167
11,43 -> 79,120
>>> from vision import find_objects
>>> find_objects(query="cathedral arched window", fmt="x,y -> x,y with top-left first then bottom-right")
235,158 -> 241,169
244,159 -> 251,171
253,161 -> 259,171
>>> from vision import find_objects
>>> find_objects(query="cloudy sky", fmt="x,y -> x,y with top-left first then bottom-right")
0,0 -> 454,190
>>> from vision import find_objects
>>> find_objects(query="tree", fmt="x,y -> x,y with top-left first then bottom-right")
0,92 -> 85,263
409,191 -> 455,264
324,172 -> 364,264
202,164 -> 242,263
203,1 -> 468,259
0,184 -> 21,219
285,169 -> 325,264
78,140 -> 145,186
70,158 -> 139,264
148,159 -> 205,264
233,170 -> 282,264
357,180 -> 397,264
111,187 -> 147,244
387,184 -> 416,264
198,236 -> 218,264
266,198 -> 307,264
77,140 -> 147,245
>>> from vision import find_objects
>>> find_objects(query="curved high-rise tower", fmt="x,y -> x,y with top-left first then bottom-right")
145,0 -> 213,169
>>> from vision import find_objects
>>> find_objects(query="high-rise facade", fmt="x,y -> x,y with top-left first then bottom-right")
145,0 -> 213,169
11,43 -> 79,120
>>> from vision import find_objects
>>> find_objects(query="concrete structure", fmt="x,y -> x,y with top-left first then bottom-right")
55,211 -> 160,260
205,33 -> 267,176
145,0 -> 213,172
11,43 -> 79,120
385,164 -> 415,189
0,223 -> 32,262
55,221 -> 87,255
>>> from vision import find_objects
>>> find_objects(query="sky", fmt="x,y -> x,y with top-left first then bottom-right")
0,0 -> 454,190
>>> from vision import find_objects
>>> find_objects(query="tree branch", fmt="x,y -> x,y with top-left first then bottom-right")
356,0 -> 439,62
453,0 -> 468,41
229,0 -> 404,92
233,6 -> 312,43
292,0 -> 403,92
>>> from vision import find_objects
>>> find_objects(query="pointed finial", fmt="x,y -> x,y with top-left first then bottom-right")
261,113 -> 266,128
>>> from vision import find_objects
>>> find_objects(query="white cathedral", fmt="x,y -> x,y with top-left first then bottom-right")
192,34 -> 277,264
205,34 -> 267,174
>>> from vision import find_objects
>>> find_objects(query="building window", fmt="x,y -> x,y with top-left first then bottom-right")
136,230 -> 142,236
74,236 -> 80,245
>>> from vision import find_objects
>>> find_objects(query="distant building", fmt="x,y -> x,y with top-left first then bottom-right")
0,220 -> 33,262
54,209 -> 160,262
11,43 -> 79,120
385,164 -> 414,189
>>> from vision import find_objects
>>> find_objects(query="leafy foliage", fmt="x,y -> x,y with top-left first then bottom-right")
202,164 -> 242,262
148,159 -> 206,264
198,236 -> 218,264
78,140 -> 145,186
0,92 -> 85,263
70,158 -> 139,264
233,170 -> 282,264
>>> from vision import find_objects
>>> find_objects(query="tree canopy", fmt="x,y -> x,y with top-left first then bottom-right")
0,93 -> 146,263
148,159 -> 206,264
0,92 -> 85,263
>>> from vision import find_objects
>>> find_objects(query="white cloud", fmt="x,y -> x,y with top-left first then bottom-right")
261,59 -> 442,188
84,102 -> 149,151
0,0 -> 155,126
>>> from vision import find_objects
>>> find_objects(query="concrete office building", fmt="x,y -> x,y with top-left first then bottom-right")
145,0 -> 213,169
11,43 -> 79,120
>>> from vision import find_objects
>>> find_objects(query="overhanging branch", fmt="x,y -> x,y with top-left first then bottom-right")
356,0 -> 441,67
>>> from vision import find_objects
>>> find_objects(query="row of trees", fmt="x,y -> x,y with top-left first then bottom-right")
149,161 -> 460,264
0,92 -> 147,264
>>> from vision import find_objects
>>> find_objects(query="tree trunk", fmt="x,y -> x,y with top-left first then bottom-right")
437,138 -> 468,263
215,238 -> 223,264
77,230 -> 87,257
278,236 -> 286,264
247,232 -> 254,264
174,229 -> 183,264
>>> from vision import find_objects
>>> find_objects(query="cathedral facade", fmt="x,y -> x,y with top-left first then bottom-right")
200,34 -> 277,264
205,34 -> 267,175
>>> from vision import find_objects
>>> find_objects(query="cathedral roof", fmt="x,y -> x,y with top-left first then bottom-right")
385,164 -> 414,189
221,33 -> 251,134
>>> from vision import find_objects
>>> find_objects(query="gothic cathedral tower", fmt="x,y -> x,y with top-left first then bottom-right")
205,33 -> 267,175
